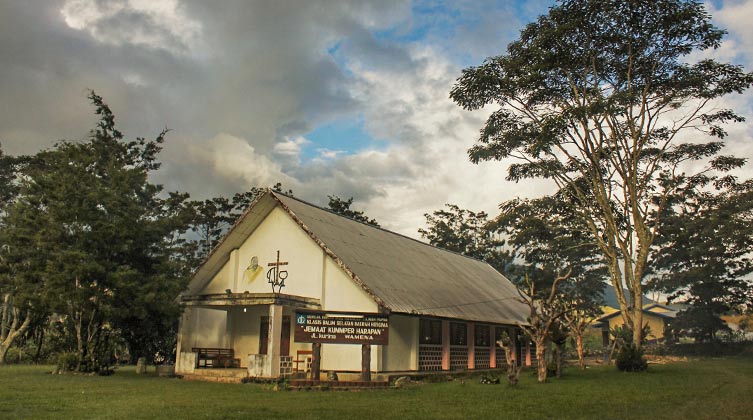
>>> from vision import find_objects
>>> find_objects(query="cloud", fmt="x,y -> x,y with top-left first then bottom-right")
1,0 -> 752,239
60,0 -> 203,54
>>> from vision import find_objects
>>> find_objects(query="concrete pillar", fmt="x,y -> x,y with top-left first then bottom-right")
265,304 -> 283,377
525,340 -> 532,367
490,326 -> 496,369
175,306 -> 192,372
467,323 -> 475,370
441,320 -> 450,370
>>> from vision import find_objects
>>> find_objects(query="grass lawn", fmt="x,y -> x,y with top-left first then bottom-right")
1,358 -> 752,420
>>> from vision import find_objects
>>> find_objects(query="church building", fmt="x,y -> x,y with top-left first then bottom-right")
175,191 -> 531,381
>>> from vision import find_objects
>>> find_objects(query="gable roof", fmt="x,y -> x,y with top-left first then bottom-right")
186,191 -> 529,326
597,304 -> 678,323
601,283 -> 655,309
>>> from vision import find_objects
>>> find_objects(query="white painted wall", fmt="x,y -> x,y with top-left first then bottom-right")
382,315 -> 418,371
236,207 -> 324,298
230,306 -> 267,361
190,308 -> 227,348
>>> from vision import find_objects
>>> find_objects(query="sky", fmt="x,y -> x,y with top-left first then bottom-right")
2,0 -> 753,237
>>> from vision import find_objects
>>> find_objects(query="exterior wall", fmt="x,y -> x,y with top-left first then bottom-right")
381,315 -> 418,371
189,308 -> 227,348
239,211 -> 324,299
321,257 -> 378,313
201,256 -> 233,294
605,312 -> 668,341
230,306 -> 268,363
212,207 -> 326,298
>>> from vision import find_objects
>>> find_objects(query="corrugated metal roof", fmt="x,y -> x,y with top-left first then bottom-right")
275,193 -> 529,326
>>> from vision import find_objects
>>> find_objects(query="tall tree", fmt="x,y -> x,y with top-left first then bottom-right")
649,180 -> 753,341
451,0 -> 753,347
327,195 -> 379,227
1,92 -> 191,370
419,204 -> 507,272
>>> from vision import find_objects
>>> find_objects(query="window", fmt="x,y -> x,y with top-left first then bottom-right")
475,325 -> 491,347
450,322 -> 467,346
419,319 -> 442,345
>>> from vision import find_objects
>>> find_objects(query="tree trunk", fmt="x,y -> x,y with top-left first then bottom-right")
555,342 -> 565,378
575,334 -> 586,370
632,305 -> 644,349
535,340 -> 547,383
0,295 -> 32,365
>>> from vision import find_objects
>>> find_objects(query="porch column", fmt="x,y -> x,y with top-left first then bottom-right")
490,326 -> 496,369
441,320 -> 450,370
467,323 -> 475,370
175,306 -> 192,372
525,340 -> 532,367
266,304 -> 283,377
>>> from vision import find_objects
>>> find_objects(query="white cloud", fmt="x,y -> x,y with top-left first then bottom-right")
188,133 -> 296,190
60,0 -> 202,54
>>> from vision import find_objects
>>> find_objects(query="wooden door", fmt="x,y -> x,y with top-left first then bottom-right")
281,316 -> 291,356
259,315 -> 291,356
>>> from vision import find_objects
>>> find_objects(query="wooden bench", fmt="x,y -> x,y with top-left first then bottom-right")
192,347 -> 241,368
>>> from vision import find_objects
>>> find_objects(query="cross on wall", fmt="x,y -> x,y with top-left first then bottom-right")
266,250 -> 289,293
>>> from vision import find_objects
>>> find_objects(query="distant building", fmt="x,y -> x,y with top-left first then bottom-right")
596,303 -> 678,346
175,191 -> 531,381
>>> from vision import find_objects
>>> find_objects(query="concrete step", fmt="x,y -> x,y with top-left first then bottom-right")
289,380 -> 390,391
181,373 -> 247,383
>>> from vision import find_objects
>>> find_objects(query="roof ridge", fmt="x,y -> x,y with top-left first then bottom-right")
272,191 -> 496,267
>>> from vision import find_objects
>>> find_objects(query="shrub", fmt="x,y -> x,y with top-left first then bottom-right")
616,343 -> 648,372
56,352 -> 80,372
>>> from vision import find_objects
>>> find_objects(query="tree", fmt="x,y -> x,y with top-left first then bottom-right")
327,195 -> 379,227
649,180 -> 753,341
1,92 -> 191,370
515,272 -> 571,382
451,0 -> 753,347
0,146 -> 35,365
419,204 -> 508,272
495,331 -> 522,385
188,197 -> 235,260
496,194 -> 606,380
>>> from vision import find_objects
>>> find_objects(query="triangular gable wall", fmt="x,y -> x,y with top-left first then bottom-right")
194,201 -> 379,313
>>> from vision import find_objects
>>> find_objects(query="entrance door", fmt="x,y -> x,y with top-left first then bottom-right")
280,316 -> 290,356
259,315 -> 291,356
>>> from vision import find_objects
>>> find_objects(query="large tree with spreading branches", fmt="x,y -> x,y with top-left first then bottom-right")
451,0 -> 753,347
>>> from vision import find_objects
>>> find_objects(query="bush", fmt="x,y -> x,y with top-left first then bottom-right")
56,352 -> 80,372
616,343 -> 648,372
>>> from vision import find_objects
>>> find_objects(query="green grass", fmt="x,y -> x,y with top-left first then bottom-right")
1,358 -> 752,420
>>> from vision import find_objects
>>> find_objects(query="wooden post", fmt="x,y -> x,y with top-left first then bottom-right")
310,342 -> 321,381
361,344 -> 371,382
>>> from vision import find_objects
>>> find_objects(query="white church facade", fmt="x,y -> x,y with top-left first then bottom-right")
175,191 -> 531,381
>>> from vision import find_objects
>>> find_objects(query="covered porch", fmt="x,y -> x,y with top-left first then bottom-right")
175,292 -> 321,379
